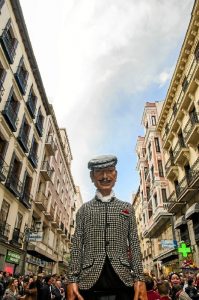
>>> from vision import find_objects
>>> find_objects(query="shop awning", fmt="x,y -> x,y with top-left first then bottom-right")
153,248 -> 178,263
185,203 -> 199,219
174,215 -> 186,229
27,244 -> 57,262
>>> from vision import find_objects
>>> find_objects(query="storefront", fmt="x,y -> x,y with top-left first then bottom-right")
153,249 -> 179,277
0,241 -> 24,274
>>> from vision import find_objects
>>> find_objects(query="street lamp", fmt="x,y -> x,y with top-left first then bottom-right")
21,221 -> 41,275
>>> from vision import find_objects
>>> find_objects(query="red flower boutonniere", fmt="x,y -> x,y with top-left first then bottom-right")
121,209 -> 130,216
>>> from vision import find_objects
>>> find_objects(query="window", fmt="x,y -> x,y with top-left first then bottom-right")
15,212 -> 23,230
151,165 -> 154,182
35,107 -> 44,137
2,87 -> 20,132
154,137 -> 160,152
154,194 -> 158,207
151,116 -> 156,126
0,135 -> 8,159
161,189 -> 167,202
146,187 -> 150,201
148,143 -> 152,160
18,116 -> 30,153
0,199 -> 10,222
1,18 -> 18,64
0,63 -> 6,100
174,180 -> 180,197
158,160 -> 164,177
29,136 -> 38,168
15,57 -> 29,95
194,42 -> 199,61
142,148 -> 146,157
182,77 -> 188,92
26,86 -> 37,118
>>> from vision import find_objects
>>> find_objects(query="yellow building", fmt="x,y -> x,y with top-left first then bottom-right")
0,0 -> 80,275
157,0 -> 199,269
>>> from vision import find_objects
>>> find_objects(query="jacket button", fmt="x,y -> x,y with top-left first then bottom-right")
105,241 -> 110,246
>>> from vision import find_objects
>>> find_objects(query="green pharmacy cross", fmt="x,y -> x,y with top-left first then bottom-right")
178,242 -> 191,257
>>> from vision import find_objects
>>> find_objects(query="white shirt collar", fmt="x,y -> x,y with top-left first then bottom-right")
95,190 -> 115,202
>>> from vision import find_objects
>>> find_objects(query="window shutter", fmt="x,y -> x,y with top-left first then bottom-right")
4,18 -> 11,31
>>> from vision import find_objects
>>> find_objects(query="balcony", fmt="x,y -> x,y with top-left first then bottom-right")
45,135 -> 57,156
2,101 -> 19,132
26,92 -> 36,119
70,220 -> 75,228
35,118 -> 43,137
35,191 -> 48,211
0,221 -> 10,241
44,206 -> 54,221
28,150 -> 38,168
71,201 -> 76,211
165,157 -> 178,180
0,156 -> 8,181
14,69 -> 27,95
40,161 -> 53,181
20,190 -> 32,209
173,140 -> 189,165
167,191 -> 182,213
17,130 -> 30,153
10,228 -> 23,247
187,157 -> 199,189
184,113 -> 199,145
0,30 -> 17,64
144,207 -> 172,238
52,214 -> 60,228
5,173 -> 22,198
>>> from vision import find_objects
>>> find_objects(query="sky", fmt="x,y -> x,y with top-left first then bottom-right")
20,0 -> 195,202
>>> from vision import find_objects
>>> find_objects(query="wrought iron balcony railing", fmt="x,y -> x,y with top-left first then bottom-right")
20,190 -> 32,209
0,30 -> 17,64
14,70 -> 28,95
18,130 -> 30,153
35,118 -> 43,137
2,101 -> 19,132
10,227 -> 23,246
26,92 -> 36,119
0,156 -> 9,181
0,221 -> 10,240
183,113 -> 199,143
28,150 -> 38,168
5,173 -> 22,197
35,191 -> 48,211
45,135 -> 57,155
165,157 -> 175,174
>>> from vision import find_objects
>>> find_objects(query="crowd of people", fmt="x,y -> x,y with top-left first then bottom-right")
0,271 -> 68,300
145,272 -> 199,300
1,270 -> 199,300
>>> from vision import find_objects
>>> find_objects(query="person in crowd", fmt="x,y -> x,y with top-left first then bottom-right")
2,278 -> 20,300
172,285 -> 191,300
52,280 -> 65,300
169,273 -> 183,300
157,281 -> 171,300
185,278 -> 199,300
145,275 -> 160,300
67,155 -> 147,300
39,275 -> 53,300
195,274 -> 199,292
35,274 -> 44,300
23,276 -> 37,300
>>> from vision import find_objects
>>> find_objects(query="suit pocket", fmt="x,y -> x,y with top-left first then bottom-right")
82,258 -> 94,270
119,257 -> 131,268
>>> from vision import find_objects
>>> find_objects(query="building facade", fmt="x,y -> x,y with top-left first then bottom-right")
135,102 -> 179,276
157,0 -> 199,269
0,0 -> 80,275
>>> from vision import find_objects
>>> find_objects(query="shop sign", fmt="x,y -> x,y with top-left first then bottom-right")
161,240 -> 178,249
5,250 -> 20,264
29,232 -> 43,241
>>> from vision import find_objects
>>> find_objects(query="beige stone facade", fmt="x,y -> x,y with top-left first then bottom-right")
0,0 -> 81,275
135,102 -> 177,276
157,0 -> 199,269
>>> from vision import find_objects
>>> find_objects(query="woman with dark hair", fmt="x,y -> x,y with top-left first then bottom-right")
169,273 -> 183,300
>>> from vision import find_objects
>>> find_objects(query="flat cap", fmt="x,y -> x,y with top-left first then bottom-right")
88,155 -> 117,170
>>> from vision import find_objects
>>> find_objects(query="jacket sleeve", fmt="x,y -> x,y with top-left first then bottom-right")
128,205 -> 145,282
68,205 -> 85,283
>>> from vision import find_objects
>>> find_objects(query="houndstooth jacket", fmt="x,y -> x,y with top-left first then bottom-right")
68,196 -> 145,290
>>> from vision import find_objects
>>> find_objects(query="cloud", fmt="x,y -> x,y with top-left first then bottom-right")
20,0 -> 194,201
